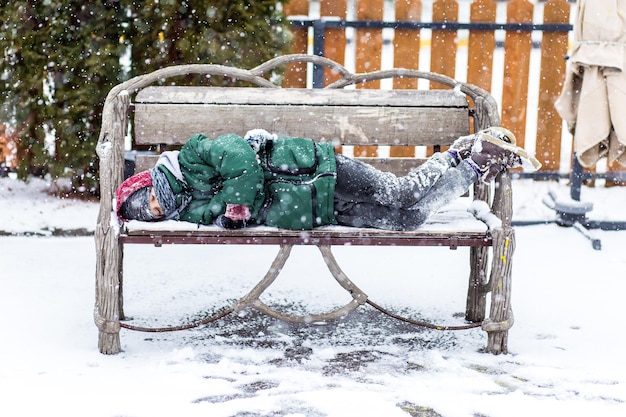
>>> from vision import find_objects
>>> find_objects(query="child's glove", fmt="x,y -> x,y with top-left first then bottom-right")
225,203 -> 251,220
244,129 -> 277,153
448,134 -> 476,165
215,204 -> 251,229
215,215 -> 247,229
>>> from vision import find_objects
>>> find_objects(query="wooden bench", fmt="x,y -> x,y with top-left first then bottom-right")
95,54 -> 515,355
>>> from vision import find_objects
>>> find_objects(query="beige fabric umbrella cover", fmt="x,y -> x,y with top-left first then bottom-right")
555,0 -> 626,168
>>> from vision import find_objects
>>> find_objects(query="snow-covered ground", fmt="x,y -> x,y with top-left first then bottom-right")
1,175 -> 625,417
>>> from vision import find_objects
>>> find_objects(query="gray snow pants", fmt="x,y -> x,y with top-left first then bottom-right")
333,153 -> 478,231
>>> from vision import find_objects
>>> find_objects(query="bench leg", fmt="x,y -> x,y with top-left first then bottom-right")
94,91 -> 129,354
483,227 -> 515,354
466,246 -> 489,322
467,181 -> 491,323
94,225 -> 123,354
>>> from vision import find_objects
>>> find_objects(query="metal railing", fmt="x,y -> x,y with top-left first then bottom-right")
289,18 -> 572,88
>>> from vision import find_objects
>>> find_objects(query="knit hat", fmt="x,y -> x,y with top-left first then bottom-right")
150,167 -> 177,218
116,168 -> 177,221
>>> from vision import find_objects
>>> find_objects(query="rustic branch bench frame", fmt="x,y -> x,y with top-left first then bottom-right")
95,54 -> 515,355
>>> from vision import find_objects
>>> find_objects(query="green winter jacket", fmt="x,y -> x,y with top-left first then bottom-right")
167,133 -> 337,230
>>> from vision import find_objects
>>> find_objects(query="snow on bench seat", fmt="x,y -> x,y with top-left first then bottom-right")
122,201 -> 496,248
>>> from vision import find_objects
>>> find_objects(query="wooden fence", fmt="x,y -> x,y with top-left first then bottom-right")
0,124 -> 17,172
282,0 -> 624,183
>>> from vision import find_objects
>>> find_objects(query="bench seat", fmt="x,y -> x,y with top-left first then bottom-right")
123,202 -> 491,247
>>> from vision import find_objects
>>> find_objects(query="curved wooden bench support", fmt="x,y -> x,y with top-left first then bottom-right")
234,245 -> 368,323
232,244 -> 294,313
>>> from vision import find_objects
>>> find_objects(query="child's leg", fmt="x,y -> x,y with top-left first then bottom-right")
404,162 -> 477,214
333,201 -> 426,230
334,161 -> 478,230
334,153 -> 455,209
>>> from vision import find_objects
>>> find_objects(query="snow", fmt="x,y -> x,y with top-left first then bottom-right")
469,200 -> 502,230
1,175 -> 625,417
125,199 -> 489,234
0,177 -> 98,235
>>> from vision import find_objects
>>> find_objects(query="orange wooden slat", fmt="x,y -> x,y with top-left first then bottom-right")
467,0 -> 497,134
391,0 -> 422,157
428,0 -> 459,155
501,0 -> 533,149
355,0 -> 384,89
467,0 -> 496,92
283,0 -> 310,88
606,161 -> 625,186
355,0 -> 384,157
430,0 -> 458,84
320,0 -> 347,86
393,0 -> 421,90
536,0 -> 570,172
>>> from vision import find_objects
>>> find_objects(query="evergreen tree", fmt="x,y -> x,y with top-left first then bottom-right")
0,1 -> 126,193
127,0 -> 291,80
0,0 -> 291,194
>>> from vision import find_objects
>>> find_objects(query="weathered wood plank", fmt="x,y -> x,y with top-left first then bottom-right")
121,225 -> 492,248
124,228 -> 489,239
135,86 -> 469,107
135,154 -> 429,176
133,103 -> 469,146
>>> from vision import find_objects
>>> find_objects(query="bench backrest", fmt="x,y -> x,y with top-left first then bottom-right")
132,86 -> 471,174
